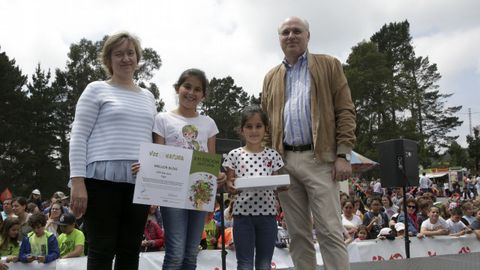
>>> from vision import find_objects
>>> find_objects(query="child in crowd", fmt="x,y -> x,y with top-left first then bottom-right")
469,209 -> 480,230
461,201 -> 476,226
394,222 -> 405,239
133,68 -> 224,269
141,209 -> 164,252
0,217 -> 21,263
354,225 -> 368,241
223,106 -> 284,269
19,213 -> 59,263
417,206 -> 449,238
447,207 -> 472,236
56,213 -> 85,258
201,212 -> 218,250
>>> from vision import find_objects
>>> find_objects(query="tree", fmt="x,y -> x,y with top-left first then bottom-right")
201,77 -> 251,139
467,126 -> 480,173
0,48 -> 31,193
447,141 -> 468,168
344,41 -> 391,157
345,21 -> 462,166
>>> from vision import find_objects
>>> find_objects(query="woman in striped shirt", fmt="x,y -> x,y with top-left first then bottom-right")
69,31 -> 156,270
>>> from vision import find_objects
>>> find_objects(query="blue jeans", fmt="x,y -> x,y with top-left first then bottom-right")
233,215 -> 277,270
161,207 -> 207,270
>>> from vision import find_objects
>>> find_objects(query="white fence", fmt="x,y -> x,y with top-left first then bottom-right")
3,234 -> 479,269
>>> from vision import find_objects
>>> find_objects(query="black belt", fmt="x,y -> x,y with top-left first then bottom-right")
283,144 -> 312,152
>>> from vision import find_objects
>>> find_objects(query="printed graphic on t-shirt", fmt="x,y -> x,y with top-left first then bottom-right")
176,124 -> 204,151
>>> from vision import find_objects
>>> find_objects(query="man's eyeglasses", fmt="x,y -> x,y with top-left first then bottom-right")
407,205 -> 416,209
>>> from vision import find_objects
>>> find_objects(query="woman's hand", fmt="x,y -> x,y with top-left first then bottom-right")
132,162 -> 141,175
70,177 -> 88,219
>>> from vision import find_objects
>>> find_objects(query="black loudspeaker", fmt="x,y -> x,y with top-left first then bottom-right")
376,139 -> 419,188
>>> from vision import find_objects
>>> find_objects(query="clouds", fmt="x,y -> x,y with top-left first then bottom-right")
0,0 -> 478,146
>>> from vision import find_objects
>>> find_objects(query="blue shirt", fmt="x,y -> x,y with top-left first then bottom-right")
283,52 -> 312,146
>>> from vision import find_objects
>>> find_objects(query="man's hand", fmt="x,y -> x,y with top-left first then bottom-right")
333,157 -> 352,181
70,177 -> 88,219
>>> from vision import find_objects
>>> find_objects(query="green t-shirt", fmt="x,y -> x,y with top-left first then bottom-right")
204,220 -> 217,250
29,231 -> 49,256
0,237 -> 20,256
57,228 -> 85,257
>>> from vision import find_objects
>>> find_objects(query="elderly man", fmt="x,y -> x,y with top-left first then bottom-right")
262,16 -> 356,270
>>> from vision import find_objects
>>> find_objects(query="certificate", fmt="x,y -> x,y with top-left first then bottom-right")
133,143 -> 222,212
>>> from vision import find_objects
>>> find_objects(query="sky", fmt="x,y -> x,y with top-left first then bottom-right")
1,0 -> 479,147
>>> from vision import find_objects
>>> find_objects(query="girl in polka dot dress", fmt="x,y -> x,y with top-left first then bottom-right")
223,106 -> 284,270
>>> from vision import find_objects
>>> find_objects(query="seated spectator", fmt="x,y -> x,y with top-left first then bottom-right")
217,227 -> 234,250
26,202 -> 41,215
353,197 -> 366,220
45,202 -> 64,237
56,213 -> 85,258
354,225 -> 368,241
19,213 -> 59,264
27,189 -> 43,211
471,209 -> 480,240
461,187 -> 474,201
446,207 -> 471,236
339,191 -> 350,206
469,208 -> 480,229
223,200 -> 234,228
42,191 -> 69,215
461,201 -> 476,226
342,199 -> 362,238
395,222 -> 405,239
382,195 -> 399,220
201,212 -> 218,250
12,197 -> 32,239
141,218 -> 164,252
146,205 -> 163,228
416,198 -> 433,229
363,197 -> 389,239
417,206 -> 449,239
1,198 -> 15,221
377,227 -> 395,240
397,198 -> 420,236
275,216 -> 289,248
0,217 -> 21,263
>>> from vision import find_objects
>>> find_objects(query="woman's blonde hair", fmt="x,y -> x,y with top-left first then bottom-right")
100,31 -> 142,76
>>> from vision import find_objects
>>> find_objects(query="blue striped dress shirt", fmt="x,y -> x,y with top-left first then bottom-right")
283,52 -> 312,146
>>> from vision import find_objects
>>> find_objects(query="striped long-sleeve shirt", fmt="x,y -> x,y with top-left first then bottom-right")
69,81 -> 156,178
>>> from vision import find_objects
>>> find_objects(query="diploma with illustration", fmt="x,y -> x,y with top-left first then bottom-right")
133,143 -> 222,212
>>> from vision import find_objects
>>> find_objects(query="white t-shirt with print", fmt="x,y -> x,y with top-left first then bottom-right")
153,111 -> 218,152
446,218 -> 467,233
223,147 -> 284,216
421,217 -> 448,231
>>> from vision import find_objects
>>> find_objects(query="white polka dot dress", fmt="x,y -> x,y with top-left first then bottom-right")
222,147 -> 284,216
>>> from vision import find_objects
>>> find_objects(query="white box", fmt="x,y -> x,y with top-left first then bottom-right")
235,175 -> 290,190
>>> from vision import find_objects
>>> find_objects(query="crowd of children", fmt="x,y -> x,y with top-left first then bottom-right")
339,180 -> 480,243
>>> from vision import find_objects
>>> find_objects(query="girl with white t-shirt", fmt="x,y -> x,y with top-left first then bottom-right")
148,68 -> 224,269
223,106 -> 284,270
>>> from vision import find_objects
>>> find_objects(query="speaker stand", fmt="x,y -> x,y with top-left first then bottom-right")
402,185 -> 411,259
